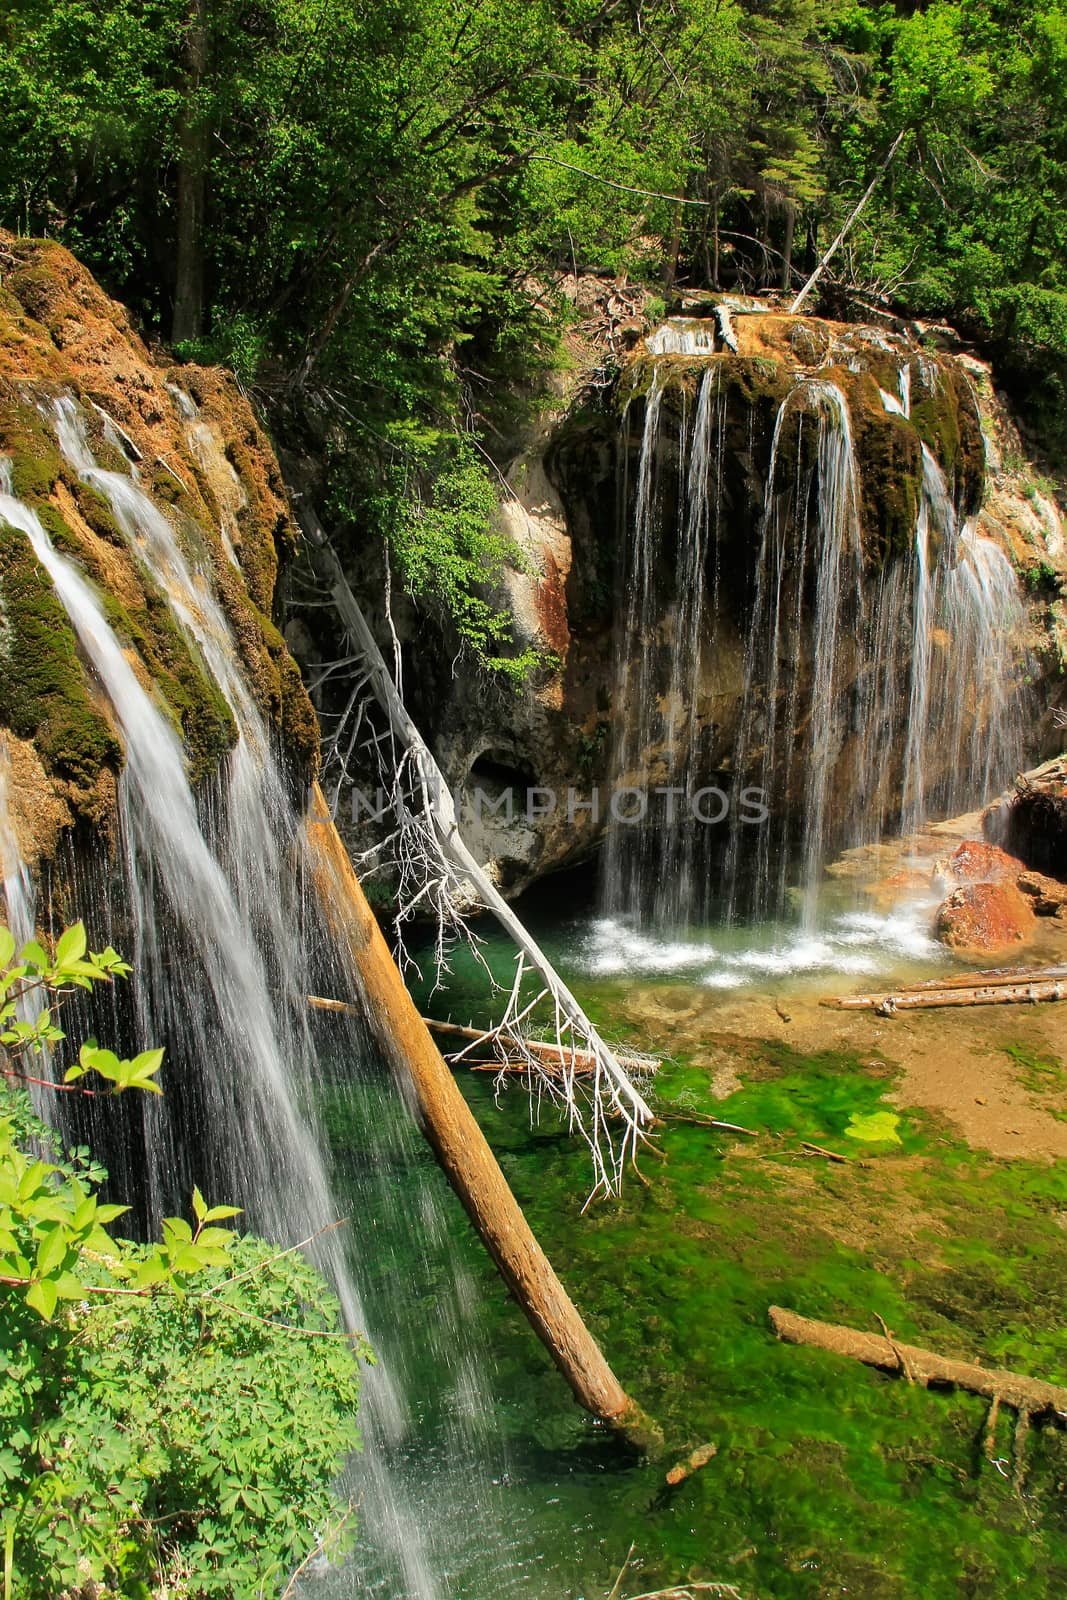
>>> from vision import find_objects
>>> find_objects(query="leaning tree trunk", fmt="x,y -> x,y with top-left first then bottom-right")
305,782 -> 660,1450
790,131 -> 906,314
293,501 -> 655,1196
172,0 -> 208,343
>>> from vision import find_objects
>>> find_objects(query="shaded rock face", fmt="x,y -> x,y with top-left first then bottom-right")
0,235 -> 316,876
428,308 -> 1058,907
986,759 -> 1067,882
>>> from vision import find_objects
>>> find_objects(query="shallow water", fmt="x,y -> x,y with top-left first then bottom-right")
303,885 -> 1067,1600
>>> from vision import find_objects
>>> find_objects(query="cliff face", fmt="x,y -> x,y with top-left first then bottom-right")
423,307 -> 1067,898
0,235 -> 316,875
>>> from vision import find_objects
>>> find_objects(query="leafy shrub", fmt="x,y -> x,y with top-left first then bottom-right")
0,925 -> 366,1598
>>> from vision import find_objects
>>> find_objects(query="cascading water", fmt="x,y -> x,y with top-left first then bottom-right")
601,321 -> 1031,936
0,418 -> 509,1599
601,362 -> 730,925
724,379 -> 867,924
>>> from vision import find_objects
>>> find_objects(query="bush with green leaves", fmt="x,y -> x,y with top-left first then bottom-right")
0,924 -> 367,1599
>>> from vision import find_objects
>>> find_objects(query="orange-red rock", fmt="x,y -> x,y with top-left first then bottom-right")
940,839 -> 1026,885
935,881 -> 1036,954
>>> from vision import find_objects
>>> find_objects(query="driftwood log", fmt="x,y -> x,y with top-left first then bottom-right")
423,1017 -> 657,1078
903,963 -> 1067,992
305,782 -> 660,1451
770,1306 -> 1066,1487
827,976 -> 1067,1012
308,1001 -> 658,1081
769,1307 -> 1067,1416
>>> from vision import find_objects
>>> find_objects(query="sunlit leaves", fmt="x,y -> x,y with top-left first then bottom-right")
0,910 -> 364,1594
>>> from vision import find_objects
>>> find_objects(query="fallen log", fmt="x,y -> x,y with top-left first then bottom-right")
310,1002 -> 657,1080
902,964 -> 1067,993
308,993 -> 358,1015
826,978 -> 1067,1012
769,1306 -> 1067,1420
310,1001 -> 657,1080
305,781 -> 660,1452
423,1017 -> 658,1078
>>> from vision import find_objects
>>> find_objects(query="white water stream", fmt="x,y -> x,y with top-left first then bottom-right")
603,330 -> 1030,931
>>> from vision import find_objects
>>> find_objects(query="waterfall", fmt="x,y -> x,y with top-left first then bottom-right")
602,363 -> 730,925
645,318 -> 718,355
724,379 -> 866,923
0,434 -> 463,1599
603,325 -> 1030,930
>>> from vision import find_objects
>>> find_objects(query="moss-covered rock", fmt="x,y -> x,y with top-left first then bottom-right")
848,372 -> 923,562
0,526 -> 122,804
0,231 -> 323,863
0,394 -> 63,502
911,364 -> 985,516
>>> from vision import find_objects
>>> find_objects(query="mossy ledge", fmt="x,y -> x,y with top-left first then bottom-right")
0,231 -> 321,860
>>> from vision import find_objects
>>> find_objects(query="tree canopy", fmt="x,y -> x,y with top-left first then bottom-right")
2,0 -> 1064,651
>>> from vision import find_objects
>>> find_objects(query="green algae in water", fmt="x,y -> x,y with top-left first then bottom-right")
326,931 -> 1067,1600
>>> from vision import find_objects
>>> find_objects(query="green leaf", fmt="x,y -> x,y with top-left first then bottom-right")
54,923 -> 87,966
0,928 -> 15,968
132,1256 -> 170,1289
35,1225 -> 70,1278
193,1227 -> 235,1252
844,1110 -> 902,1145
25,1277 -> 59,1320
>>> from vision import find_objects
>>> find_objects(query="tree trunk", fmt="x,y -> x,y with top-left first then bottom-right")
172,0 -> 208,344
712,188 -> 721,289
292,504 -> 655,1191
304,782 -> 661,1451
663,202 -> 683,296
779,201 -> 795,293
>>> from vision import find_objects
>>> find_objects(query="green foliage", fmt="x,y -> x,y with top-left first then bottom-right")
0,926 -> 366,1598
4,0 -> 1067,637
174,313 -> 269,391
340,432 -> 542,680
